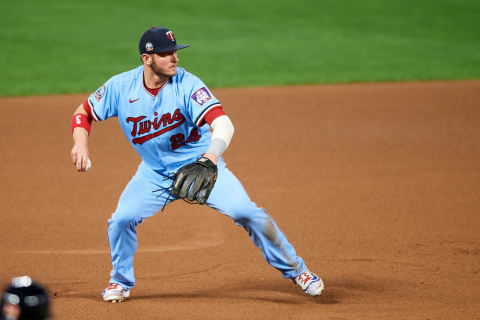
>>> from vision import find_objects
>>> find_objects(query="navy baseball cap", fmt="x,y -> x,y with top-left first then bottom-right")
139,27 -> 189,54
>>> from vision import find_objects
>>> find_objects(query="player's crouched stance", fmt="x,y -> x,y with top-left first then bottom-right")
70,27 -> 324,303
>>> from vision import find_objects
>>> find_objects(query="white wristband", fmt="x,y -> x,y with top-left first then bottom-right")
206,138 -> 227,157
206,115 -> 234,156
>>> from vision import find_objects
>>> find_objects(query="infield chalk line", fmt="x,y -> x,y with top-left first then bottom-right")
12,232 -> 224,255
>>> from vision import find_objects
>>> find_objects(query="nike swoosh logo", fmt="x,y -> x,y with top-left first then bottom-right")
129,98 -> 139,103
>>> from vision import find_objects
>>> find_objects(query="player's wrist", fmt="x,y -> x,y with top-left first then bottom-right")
73,127 -> 89,143
71,113 -> 92,135
202,153 -> 218,165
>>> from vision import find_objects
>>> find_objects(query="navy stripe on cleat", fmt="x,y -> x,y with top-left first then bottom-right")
293,270 -> 324,296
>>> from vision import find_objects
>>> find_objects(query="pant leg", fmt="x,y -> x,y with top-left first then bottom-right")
108,162 -> 173,289
206,161 -> 306,279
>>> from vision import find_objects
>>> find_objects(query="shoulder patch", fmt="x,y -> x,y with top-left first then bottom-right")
191,87 -> 212,106
94,85 -> 106,102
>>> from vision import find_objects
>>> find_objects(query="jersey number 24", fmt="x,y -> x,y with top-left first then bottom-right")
170,128 -> 201,150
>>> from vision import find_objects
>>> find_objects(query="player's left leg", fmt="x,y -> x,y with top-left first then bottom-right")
206,160 -> 324,295
104,162 -> 176,302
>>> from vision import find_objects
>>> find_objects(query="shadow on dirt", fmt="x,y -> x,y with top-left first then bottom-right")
133,278 -> 341,305
50,274 -> 394,306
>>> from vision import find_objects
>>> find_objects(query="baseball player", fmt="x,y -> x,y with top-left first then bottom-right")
70,27 -> 324,302
1,276 -> 50,320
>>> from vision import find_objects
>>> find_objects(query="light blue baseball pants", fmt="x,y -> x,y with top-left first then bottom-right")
107,159 -> 306,289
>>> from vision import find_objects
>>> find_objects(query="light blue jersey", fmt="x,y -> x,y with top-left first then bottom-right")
88,66 -> 307,290
88,66 -> 221,174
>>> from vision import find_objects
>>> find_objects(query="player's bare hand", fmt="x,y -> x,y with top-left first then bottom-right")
71,143 -> 90,171
71,128 -> 90,172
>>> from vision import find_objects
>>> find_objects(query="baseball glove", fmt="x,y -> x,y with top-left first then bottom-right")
171,157 -> 218,204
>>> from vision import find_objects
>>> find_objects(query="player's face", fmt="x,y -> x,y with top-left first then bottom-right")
150,51 -> 179,77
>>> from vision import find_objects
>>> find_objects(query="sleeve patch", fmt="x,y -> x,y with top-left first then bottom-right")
94,85 -> 106,102
191,87 -> 212,106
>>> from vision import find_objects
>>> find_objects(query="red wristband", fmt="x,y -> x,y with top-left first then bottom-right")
71,113 -> 92,134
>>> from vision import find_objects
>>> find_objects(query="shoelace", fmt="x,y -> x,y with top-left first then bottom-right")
152,172 -> 176,211
152,171 -> 202,211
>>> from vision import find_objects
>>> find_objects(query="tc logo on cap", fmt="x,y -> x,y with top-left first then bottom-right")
166,31 -> 175,41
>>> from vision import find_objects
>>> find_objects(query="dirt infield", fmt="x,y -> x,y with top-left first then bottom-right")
1,81 -> 479,319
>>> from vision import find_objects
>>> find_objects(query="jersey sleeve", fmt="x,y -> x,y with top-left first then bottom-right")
185,77 -> 222,127
87,78 -> 119,121
203,106 -> 227,126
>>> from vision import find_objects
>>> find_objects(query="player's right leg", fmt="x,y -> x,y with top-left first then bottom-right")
206,160 -> 324,296
103,162 -> 174,302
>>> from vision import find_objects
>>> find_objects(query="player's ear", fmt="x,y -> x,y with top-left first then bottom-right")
141,54 -> 151,65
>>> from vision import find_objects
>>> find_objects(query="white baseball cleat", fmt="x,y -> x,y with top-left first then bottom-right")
102,283 -> 130,303
293,270 -> 324,296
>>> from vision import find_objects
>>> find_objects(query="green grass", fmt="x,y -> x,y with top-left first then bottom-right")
1,0 -> 479,95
